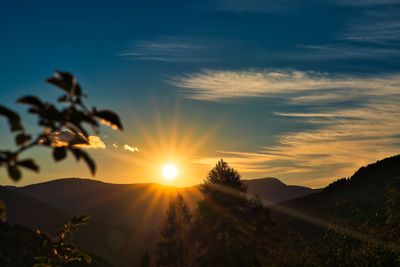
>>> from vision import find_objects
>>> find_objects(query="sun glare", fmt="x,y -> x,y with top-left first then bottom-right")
162,163 -> 178,180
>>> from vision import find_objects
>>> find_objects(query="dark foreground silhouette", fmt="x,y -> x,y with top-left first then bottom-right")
1,155 -> 400,266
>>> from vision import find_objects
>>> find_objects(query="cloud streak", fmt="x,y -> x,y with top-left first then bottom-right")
119,37 -> 215,62
288,44 -> 400,61
215,0 -> 400,13
334,0 -> 400,7
342,7 -> 400,44
172,69 -> 400,101
215,0 -> 301,13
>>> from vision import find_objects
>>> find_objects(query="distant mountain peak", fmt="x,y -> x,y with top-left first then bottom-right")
244,177 -> 319,205
245,177 -> 286,186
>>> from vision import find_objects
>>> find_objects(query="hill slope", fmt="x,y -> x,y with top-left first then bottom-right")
0,186 -> 71,234
245,177 -> 319,204
9,179 -> 201,230
270,155 -> 400,234
9,177 -> 317,226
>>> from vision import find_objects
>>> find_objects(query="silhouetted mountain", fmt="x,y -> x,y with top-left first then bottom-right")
244,177 -> 320,204
270,155 -> 400,235
6,177 -> 316,229
8,179 -> 201,230
9,177 -> 317,225
0,186 -> 71,234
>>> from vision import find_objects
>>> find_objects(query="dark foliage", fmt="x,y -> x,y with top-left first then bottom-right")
0,220 -> 112,267
0,71 -> 123,181
193,160 -> 274,267
34,215 -> 92,267
157,160 -> 275,267
153,156 -> 400,266
157,195 -> 193,267
270,155 -> 400,266
0,201 -> 5,223
139,251 -> 151,267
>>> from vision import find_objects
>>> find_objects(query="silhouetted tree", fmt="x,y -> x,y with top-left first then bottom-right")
192,159 -> 274,267
157,194 -> 192,267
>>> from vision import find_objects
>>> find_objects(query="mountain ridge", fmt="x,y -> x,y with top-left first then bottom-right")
270,154 -> 400,235
6,176 -> 319,212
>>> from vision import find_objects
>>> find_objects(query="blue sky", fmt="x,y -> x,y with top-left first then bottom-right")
1,0 -> 400,187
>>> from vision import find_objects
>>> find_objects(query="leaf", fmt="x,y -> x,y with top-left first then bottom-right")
68,133 -> 90,146
73,111 -> 99,128
47,71 -> 82,96
15,133 -> 31,146
69,148 -> 82,161
94,109 -> 123,130
64,124 -> 90,145
53,147 -> 67,161
27,107 -> 40,114
80,150 -> 96,175
70,215 -> 90,226
17,95 -> 44,109
0,105 -> 23,132
78,252 -> 92,264
57,95 -> 68,102
42,104 -> 61,121
63,108 -> 92,137
69,148 -> 96,175
18,159 -> 39,172
7,165 -> 21,181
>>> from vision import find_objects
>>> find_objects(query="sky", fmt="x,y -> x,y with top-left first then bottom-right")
1,0 -> 400,188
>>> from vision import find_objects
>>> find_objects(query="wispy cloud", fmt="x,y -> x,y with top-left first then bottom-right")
215,0 -> 300,13
334,0 -> 400,7
180,68 -> 400,187
119,37 -> 215,62
342,8 -> 400,44
214,0 -> 400,13
171,69 -> 400,101
288,44 -> 400,61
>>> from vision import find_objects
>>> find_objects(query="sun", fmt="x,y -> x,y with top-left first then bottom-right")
162,163 -> 178,180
